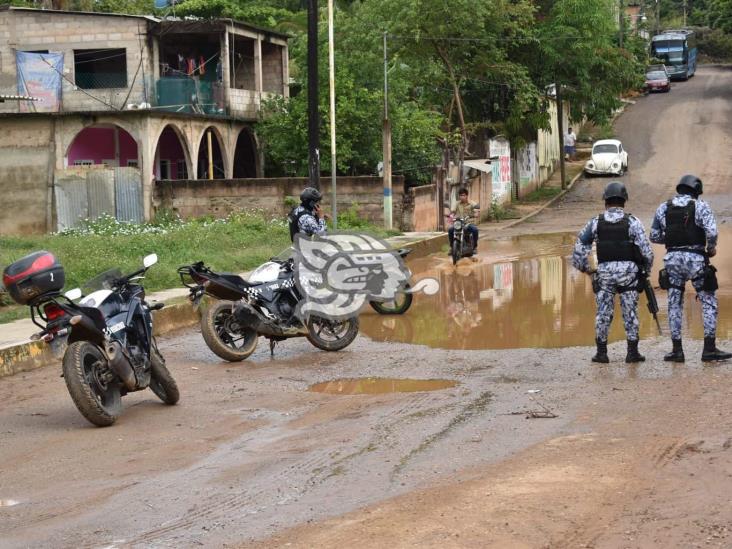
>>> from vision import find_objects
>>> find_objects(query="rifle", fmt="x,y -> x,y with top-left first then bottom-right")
640,271 -> 662,334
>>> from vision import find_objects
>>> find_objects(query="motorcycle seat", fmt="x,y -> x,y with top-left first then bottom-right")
218,273 -> 254,290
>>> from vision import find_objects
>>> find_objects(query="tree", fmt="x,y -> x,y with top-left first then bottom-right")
536,0 -> 643,125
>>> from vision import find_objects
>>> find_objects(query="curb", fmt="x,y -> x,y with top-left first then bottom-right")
0,232 -> 448,380
500,169 -> 584,230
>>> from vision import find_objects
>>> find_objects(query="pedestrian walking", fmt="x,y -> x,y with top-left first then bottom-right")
650,174 -> 731,362
573,182 -> 654,363
564,127 -> 577,161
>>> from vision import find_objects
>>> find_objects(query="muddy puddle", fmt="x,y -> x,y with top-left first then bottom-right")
309,378 -> 457,395
0,499 -> 20,507
361,230 -> 732,350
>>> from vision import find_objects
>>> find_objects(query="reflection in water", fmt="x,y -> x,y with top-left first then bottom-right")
0,499 -> 20,507
361,230 -> 732,350
309,378 -> 457,395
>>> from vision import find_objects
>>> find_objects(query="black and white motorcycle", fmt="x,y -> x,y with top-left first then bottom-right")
3,252 -> 179,427
178,255 -> 360,362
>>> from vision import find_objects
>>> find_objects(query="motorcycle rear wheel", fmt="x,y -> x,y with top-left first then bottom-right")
150,342 -> 180,405
306,316 -> 359,351
62,341 -> 121,427
369,284 -> 413,315
201,300 -> 259,362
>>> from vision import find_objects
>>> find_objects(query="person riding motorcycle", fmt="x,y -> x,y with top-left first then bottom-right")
448,187 -> 480,255
572,182 -> 654,363
650,174 -> 731,362
288,187 -> 330,241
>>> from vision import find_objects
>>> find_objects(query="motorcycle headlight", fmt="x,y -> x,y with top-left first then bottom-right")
454,220 -> 463,230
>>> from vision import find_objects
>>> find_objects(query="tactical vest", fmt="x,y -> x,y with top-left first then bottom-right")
596,214 -> 640,263
287,206 -> 310,242
665,200 -> 706,250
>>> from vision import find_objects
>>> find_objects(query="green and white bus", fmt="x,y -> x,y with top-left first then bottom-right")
651,30 -> 698,81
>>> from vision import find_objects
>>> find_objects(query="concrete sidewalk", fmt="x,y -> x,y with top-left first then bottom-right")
0,231 -> 444,352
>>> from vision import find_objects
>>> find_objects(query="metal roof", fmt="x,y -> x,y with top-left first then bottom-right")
1,6 -> 289,39
0,94 -> 41,102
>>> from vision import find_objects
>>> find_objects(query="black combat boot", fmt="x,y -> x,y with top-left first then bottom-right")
592,338 -> 609,363
664,339 -> 685,362
701,337 -> 732,362
625,340 -> 646,363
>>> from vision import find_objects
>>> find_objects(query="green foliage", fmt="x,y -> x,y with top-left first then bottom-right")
533,0 -> 644,125
697,27 -> 732,60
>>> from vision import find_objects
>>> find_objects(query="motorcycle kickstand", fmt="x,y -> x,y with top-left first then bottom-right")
269,338 -> 277,357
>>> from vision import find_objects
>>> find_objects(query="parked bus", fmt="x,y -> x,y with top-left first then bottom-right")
651,30 -> 697,81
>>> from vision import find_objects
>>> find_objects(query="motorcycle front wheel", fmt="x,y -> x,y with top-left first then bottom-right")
369,284 -> 413,315
201,300 -> 259,362
62,341 -> 121,427
451,239 -> 462,265
306,315 -> 359,351
150,342 -> 180,405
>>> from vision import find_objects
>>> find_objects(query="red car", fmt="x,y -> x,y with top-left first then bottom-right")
645,70 -> 671,93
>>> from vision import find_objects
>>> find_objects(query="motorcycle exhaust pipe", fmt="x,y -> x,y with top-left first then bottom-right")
69,315 -> 106,346
105,341 -> 137,391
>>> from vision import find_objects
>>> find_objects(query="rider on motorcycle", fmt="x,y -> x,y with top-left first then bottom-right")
448,187 -> 480,254
288,187 -> 330,241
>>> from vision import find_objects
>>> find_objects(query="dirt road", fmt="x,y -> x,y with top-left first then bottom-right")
2,66 -> 732,549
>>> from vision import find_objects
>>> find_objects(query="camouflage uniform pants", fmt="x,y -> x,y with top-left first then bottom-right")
595,268 -> 640,342
665,251 -> 717,339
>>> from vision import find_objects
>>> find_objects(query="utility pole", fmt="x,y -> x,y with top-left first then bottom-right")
556,83 -> 567,190
382,31 -> 393,230
327,0 -> 337,228
619,0 -> 625,48
683,0 -> 687,27
307,0 -> 320,189
655,0 -> 660,35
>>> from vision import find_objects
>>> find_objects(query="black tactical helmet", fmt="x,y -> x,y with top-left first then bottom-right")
300,186 -> 322,207
602,181 -> 628,202
676,174 -> 703,197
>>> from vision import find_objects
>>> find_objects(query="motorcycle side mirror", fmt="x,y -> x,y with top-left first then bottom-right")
65,288 -> 82,301
143,254 -> 158,269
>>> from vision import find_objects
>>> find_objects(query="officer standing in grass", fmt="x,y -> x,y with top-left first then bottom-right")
650,175 -> 732,362
573,182 -> 654,363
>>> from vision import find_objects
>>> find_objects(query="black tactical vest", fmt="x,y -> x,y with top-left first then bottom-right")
596,214 -> 639,263
665,200 -> 706,250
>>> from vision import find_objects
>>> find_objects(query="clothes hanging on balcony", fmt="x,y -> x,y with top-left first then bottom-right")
186,57 -> 195,76
198,56 -> 206,76
177,54 -> 186,73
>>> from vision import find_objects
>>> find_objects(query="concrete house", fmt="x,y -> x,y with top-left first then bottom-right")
0,6 -> 289,233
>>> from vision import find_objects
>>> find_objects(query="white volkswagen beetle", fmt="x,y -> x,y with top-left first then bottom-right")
584,139 -> 628,176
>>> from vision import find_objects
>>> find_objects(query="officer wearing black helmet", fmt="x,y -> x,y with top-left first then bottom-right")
288,187 -> 329,241
650,175 -> 731,362
573,181 -> 654,363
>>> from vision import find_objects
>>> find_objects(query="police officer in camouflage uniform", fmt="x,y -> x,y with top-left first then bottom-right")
573,182 -> 654,363
650,175 -> 731,362
288,187 -> 328,241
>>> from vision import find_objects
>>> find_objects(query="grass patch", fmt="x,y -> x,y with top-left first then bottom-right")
0,209 -> 396,322
520,186 -> 562,203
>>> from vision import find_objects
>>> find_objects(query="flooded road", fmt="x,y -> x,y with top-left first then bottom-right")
362,228 -> 732,350
309,378 -> 457,395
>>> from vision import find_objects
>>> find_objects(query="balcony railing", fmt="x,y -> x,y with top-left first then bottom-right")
155,77 -> 227,116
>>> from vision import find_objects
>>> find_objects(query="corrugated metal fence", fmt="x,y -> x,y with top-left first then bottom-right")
54,167 -> 143,231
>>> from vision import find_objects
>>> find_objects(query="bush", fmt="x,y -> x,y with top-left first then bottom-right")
697,28 -> 732,61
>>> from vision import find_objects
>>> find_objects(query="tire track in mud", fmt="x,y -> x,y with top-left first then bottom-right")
122,392 -> 457,547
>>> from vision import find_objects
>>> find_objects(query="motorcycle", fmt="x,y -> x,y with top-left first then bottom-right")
368,248 -> 414,315
178,255 -> 360,362
2,251 -> 179,427
448,214 -> 478,265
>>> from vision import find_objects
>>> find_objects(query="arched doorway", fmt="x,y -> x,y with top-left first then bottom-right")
66,124 -> 139,168
233,128 -> 257,178
154,125 -> 191,180
197,127 -> 226,179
